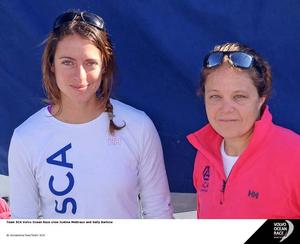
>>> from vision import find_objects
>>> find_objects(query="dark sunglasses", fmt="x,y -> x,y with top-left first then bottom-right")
203,51 -> 257,70
53,11 -> 105,31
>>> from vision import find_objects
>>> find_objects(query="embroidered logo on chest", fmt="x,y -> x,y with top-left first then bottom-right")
107,136 -> 122,145
201,165 -> 210,192
248,189 -> 259,199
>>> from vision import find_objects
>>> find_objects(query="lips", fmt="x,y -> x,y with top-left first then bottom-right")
218,119 -> 238,122
70,84 -> 89,91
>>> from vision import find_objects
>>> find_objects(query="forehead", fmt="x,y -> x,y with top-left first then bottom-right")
55,34 -> 101,57
205,64 -> 256,92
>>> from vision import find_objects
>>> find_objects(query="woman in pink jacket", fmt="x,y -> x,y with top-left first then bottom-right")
0,197 -> 10,219
187,42 -> 300,218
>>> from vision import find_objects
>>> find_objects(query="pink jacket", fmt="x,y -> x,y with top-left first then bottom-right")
187,107 -> 300,219
0,198 -> 10,219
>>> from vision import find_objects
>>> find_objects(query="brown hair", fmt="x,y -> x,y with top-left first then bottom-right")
42,14 -> 125,134
200,42 -> 272,108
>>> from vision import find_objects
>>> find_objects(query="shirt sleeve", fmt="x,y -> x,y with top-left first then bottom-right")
8,130 -> 40,218
137,113 -> 173,218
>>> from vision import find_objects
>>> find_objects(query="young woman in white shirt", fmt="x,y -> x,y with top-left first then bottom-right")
8,10 -> 173,219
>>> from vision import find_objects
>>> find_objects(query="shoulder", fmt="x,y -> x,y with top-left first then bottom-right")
110,99 -> 159,138
272,124 -> 300,144
13,107 -> 49,138
111,99 -> 146,117
270,124 -> 300,156
269,125 -> 300,178
110,99 -> 152,125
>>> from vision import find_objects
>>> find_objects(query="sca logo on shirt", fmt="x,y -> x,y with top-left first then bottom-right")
47,143 -> 77,215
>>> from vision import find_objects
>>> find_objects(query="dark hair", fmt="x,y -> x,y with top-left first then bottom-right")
200,42 -> 272,108
42,11 -> 125,134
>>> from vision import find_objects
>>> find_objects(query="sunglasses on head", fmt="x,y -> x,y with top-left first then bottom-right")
53,11 -> 105,31
203,51 -> 257,70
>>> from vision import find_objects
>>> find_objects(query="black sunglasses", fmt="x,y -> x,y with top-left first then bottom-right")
53,11 -> 105,31
203,51 -> 257,70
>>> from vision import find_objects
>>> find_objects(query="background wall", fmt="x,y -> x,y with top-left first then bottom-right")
0,0 -> 300,193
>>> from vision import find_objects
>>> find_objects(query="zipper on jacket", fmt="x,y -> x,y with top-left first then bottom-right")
219,165 -> 235,205
220,179 -> 226,204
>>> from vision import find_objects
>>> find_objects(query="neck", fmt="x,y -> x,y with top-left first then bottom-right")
52,97 -> 105,124
224,128 -> 254,156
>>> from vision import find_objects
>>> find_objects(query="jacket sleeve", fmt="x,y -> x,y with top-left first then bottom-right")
137,113 -> 173,218
0,198 -> 10,219
8,130 -> 40,218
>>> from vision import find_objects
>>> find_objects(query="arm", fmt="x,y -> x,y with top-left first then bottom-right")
8,131 -> 40,218
138,113 -> 173,218
0,198 -> 10,219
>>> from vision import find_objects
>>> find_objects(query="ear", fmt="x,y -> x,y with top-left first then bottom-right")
101,53 -> 106,74
258,96 -> 266,109
101,66 -> 106,75
51,64 -> 55,73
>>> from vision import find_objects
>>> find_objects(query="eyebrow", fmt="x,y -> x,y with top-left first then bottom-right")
232,90 -> 248,94
85,58 -> 101,62
58,57 -> 100,61
206,89 -> 220,93
206,89 -> 249,93
58,56 -> 76,60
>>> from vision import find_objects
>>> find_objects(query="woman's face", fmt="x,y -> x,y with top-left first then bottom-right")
204,64 -> 265,141
52,34 -> 103,106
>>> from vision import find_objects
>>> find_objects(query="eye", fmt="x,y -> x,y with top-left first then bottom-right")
61,60 -> 74,66
86,61 -> 99,67
234,94 -> 248,100
209,95 -> 222,100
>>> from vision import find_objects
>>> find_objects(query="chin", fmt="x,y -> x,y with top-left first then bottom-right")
221,133 -> 243,140
71,94 -> 96,104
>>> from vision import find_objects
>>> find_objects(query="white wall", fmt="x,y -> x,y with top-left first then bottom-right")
0,174 -> 9,197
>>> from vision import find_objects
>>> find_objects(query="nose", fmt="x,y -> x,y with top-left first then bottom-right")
220,99 -> 235,113
74,65 -> 87,82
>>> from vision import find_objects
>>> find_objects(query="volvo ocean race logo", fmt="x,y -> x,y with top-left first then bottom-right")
200,166 -> 210,192
273,220 -> 294,242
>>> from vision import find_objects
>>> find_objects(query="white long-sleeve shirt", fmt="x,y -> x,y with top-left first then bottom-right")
8,99 -> 173,219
